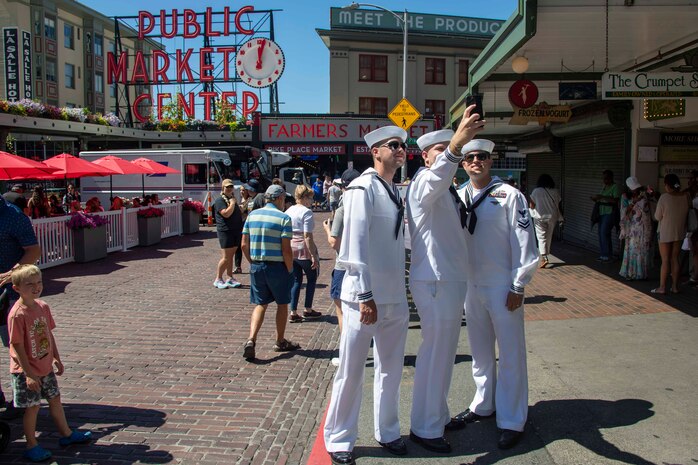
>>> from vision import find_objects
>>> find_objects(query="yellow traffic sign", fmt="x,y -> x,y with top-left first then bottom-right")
388,98 -> 422,131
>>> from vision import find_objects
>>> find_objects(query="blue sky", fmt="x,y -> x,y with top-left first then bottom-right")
80,0 -> 518,114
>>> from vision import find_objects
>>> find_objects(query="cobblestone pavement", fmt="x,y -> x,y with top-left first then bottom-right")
0,212 -> 693,464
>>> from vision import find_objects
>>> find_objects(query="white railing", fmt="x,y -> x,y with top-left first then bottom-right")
31,203 -> 184,270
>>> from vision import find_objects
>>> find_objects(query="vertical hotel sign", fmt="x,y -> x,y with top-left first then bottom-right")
21,31 -> 32,99
2,28 -> 20,101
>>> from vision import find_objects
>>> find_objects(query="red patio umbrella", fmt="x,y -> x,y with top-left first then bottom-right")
43,153 -> 118,178
0,151 -> 60,180
130,158 -> 180,198
91,155 -> 155,200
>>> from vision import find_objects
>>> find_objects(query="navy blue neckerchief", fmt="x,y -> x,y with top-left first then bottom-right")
462,181 -> 502,234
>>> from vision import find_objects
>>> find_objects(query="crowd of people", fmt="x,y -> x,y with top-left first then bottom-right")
2,183 -> 165,220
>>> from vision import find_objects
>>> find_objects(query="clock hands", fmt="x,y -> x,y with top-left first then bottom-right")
256,39 -> 266,70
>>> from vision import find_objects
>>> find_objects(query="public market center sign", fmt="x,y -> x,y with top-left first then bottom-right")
108,6 -> 282,122
602,72 -> 698,99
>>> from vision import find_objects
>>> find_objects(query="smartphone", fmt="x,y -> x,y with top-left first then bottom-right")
466,94 -> 484,120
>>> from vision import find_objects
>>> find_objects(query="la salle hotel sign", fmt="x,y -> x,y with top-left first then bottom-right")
108,7 -> 283,122
602,72 -> 698,99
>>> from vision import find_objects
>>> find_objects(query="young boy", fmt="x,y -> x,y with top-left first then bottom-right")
9,264 -> 91,462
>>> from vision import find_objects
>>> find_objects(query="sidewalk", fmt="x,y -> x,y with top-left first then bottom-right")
0,218 -> 695,465
309,239 -> 698,465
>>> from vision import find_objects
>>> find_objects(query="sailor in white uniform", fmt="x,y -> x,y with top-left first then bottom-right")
324,126 -> 410,465
406,105 -> 486,453
453,138 -> 539,450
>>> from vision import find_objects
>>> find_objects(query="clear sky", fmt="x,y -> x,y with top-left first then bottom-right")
79,0 -> 518,114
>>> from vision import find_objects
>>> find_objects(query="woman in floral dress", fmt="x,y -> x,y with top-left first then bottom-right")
619,177 -> 652,280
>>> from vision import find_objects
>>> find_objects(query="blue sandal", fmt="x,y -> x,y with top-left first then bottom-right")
23,445 -> 52,462
59,429 -> 92,446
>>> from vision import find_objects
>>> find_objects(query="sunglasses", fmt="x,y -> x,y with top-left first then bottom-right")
464,152 -> 491,163
380,141 -> 407,151
223,185 -> 234,189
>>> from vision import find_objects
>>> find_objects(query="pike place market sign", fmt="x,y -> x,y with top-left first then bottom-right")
602,72 -> 698,99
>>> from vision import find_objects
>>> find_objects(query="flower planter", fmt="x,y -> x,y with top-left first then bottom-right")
137,216 -> 162,246
182,209 -> 201,234
73,225 -> 107,263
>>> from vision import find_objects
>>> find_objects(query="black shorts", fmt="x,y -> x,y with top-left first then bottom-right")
217,230 -> 241,249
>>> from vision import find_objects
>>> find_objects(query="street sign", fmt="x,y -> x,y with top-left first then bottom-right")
388,98 -> 422,131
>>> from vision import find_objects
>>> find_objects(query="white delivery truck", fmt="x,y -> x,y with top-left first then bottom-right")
79,146 -> 309,206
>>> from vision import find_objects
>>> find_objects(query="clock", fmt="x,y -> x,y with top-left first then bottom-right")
236,38 -> 285,88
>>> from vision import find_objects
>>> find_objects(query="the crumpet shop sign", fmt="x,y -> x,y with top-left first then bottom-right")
602,72 -> 698,99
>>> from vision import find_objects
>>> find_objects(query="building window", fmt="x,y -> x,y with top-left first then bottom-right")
110,82 -> 116,98
65,63 -> 75,89
424,99 -> 445,117
44,17 -> 56,40
94,34 -> 103,56
458,60 -> 469,87
35,55 -> 43,79
359,97 -> 388,115
359,54 -> 387,82
64,23 -> 74,49
95,72 -> 104,93
425,58 -> 446,85
45,60 -> 57,82
34,11 -> 42,35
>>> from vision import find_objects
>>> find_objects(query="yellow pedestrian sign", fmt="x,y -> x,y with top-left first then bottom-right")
388,98 -> 421,131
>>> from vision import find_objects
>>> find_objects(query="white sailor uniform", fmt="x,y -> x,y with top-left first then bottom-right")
457,177 -> 538,432
406,146 -> 469,439
323,167 -> 409,452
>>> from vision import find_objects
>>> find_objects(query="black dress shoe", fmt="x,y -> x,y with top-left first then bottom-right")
444,416 -> 467,431
498,429 -> 522,449
449,408 -> 495,427
378,437 -> 407,455
329,451 -> 356,465
409,431 -> 452,453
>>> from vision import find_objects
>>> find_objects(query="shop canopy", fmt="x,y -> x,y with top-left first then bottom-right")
91,155 -> 156,199
43,153 -> 117,179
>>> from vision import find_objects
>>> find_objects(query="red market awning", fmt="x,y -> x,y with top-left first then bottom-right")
0,151 -> 60,180
92,155 -> 157,199
43,153 -> 118,178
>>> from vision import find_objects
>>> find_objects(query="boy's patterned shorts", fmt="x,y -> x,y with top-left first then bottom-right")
11,372 -> 60,408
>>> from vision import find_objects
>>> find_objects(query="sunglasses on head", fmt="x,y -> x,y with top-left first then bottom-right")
464,152 -> 491,163
380,141 -> 407,151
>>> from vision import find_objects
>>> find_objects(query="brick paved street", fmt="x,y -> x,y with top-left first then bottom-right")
0,212 -> 694,464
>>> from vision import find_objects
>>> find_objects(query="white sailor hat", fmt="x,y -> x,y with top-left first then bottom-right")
461,138 -> 495,155
416,129 -> 454,151
364,126 -> 408,148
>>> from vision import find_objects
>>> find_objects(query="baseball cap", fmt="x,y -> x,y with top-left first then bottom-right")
222,179 -> 235,187
340,168 -> 361,186
264,184 -> 285,200
244,178 -> 260,193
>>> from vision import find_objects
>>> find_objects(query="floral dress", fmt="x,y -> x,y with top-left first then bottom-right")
619,193 -> 652,280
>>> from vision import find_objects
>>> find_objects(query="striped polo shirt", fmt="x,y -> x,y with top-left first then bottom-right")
242,203 -> 293,262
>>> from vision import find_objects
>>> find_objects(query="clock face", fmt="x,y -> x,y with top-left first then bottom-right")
236,38 -> 285,89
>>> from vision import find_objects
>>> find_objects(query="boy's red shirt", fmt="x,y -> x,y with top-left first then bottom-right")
8,298 -> 56,377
